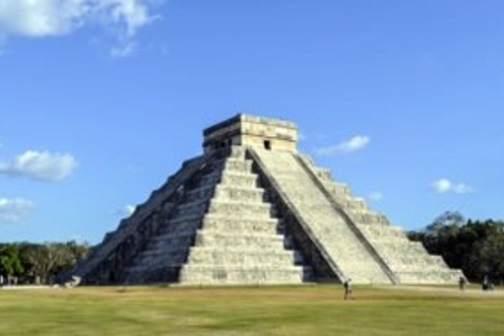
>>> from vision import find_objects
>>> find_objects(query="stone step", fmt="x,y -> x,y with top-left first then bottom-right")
125,265 -> 183,282
213,185 -> 266,203
335,198 -> 368,211
387,262 -> 449,272
123,265 -> 182,284
383,253 -> 446,266
347,212 -> 389,225
313,167 -> 332,181
204,157 -> 253,175
321,181 -> 350,197
187,247 -> 300,265
164,211 -> 204,227
219,172 -> 258,188
204,157 -> 227,170
223,158 -> 253,173
360,225 -> 405,238
154,224 -> 200,240
371,241 -> 426,253
128,247 -> 190,269
207,200 -> 274,217
157,216 -> 201,234
198,171 -> 222,186
172,200 -> 208,217
202,215 -> 280,234
184,185 -> 215,203
147,232 -> 196,249
179,265 -> 309,285
130,238 -> 304,271
194,230 -> 285,248
397,270 -> 462,285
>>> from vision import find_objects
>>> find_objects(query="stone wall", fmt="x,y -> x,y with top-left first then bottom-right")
203,114 -> 298,153
298,154 -> 465,285
73,153 -> 214,284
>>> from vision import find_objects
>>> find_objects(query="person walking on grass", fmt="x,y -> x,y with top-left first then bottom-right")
343,278 -> 353,300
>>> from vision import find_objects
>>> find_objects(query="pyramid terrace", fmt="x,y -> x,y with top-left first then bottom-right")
73,114 -> 463,285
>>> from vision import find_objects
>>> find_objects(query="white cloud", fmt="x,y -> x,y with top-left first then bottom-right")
0,150 -> 77,181
116,204 -> 136,217
432,178 -> 452,193
368,192 -> 384,202
432,178 -> 473,195
315,135 -> 370,157
0,0 -> 89,37
0,198 -> 34,222
125,204 -> 136,215
452,183 -> 473,195
0,0 -> 160,56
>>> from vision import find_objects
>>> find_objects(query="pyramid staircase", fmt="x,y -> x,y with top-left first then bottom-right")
76,147 -> 309,285
250,149 -> 394,284
295,154 -> 462,284
73,114 -> 463,286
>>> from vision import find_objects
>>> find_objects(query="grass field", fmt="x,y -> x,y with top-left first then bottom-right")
0,285 -> 503,335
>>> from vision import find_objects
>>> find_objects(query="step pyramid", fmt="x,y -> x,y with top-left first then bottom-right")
73,114 -> 464,285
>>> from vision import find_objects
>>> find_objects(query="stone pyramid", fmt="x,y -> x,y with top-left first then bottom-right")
74,114 -> 463,285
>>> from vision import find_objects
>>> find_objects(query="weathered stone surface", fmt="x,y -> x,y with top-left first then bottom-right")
73,114 -> 463,285
297,153 -> 463,284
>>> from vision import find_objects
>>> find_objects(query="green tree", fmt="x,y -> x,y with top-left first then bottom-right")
21,241 -> 89,284
468,222 -> 504,283
23,243 -> 68,284
0,245 -> 24,281
408,213 -> 504,282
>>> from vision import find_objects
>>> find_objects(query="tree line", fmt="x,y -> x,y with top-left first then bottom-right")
408,211 -> 504,284
0,241 -> 89,285
2,212 -> 502,286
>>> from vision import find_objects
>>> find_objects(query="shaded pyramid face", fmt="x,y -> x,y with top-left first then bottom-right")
74,114 -> 464,285
76,147 -> 310,285
123,147 -> 310,285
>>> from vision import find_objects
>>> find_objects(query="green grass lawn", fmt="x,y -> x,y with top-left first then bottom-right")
0,285 -> 503,335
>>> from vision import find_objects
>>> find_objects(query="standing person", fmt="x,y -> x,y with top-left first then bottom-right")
343,278 -> 353,300
482,275 -> 489,291
458,276 -> 466,291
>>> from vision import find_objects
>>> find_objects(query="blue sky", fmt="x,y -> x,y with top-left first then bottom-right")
0,1 -> 503,244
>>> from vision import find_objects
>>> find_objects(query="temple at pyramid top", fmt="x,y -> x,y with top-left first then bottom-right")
203,114 -> 298,153
72,113 -> 464,286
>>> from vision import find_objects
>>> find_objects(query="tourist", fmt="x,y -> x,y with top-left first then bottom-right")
482,275 -> 493,291
458,276 -> 466,291
343,278 -> 353,300
482,275 -> 488,290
